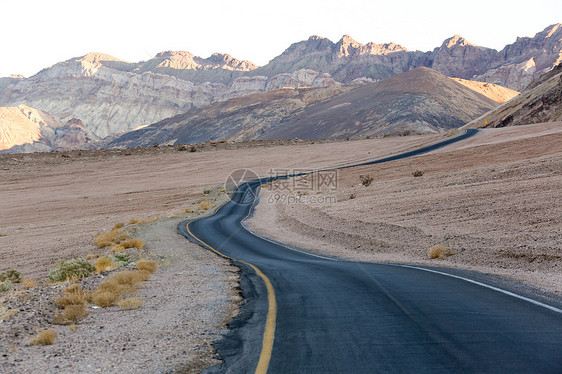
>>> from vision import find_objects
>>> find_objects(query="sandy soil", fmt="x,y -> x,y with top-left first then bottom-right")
248,122 -> 562,295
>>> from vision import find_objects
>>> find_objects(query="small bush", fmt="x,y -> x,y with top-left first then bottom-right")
0,269 -> 21,283
91,290 -> 120,308
120,238 -> 145,250
129,219 -> 140,225
0,280 -> 12,292
31,329 -> 57,345
62,304 -> 89,323
48,259 -> 95,282
136,260 -> 158,273
94,228 -> 129,248
200,201 -> 210,210
412,170 -> 424,177
54,285 -> 87,308
203,189 -> 211,195
109,270 -> 150,286
112,252 -> 130,267
189,146 -> 197,152
113,222 -> 125,230
360,175 -> 374,187
349,193 -> 356,200
117,298 -> 144,310
428,245 -> 457,259
94,257 -> 115,272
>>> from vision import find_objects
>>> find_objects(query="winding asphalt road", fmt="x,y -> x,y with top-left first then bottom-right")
179,131 -> 562,373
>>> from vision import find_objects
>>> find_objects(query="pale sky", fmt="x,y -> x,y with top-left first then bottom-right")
1,0 -> 561,78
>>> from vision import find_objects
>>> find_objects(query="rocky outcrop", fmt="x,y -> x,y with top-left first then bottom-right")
474,24 -> 562,90
109,68 -> 498,147
0,105 -> 99,152
431,35 -> 497,79
466,63 -> 562,128
0,54 -> 337,139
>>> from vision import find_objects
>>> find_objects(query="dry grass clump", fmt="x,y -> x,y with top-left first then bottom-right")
54,284 -> 89,324
90,269 -> 149,308
31,329 -> 57,345
200,200 -> 210,210
120,238 -> 145,250
412,170 -> 425,177
21,279 -> 37,289
428,245 -> 458,259
48,259 -> 95,282
113,222 -> 125,229
117,297 -> 144,310
129,219 -> 141,225
54,284 -> 87,308
94,257 -> 115,272
94,228 -> 130,249
61,304 -> 89,323
136,260 -> 159,273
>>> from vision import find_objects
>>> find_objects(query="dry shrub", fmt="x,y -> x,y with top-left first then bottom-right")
200,200 -> 210,210
428,245 -> 457,259
94,257 -> 115,272
360,174 -> 374,187
54,285 -> 87,308
21,279 -> 37,289
31,329 -> 57,345
94,228 -> 129,249
120,238 -> 145,250
117,298 -> 144,310
136,260 -> 158,273
62,304 -> 89,323
108,270 -> 149,287
110,244 -> 125,252
412,170 -> 424,177
48,259 -> 95,282
129,219 -> 140,225
91,290 -> 120,308
113,222 -> 125,230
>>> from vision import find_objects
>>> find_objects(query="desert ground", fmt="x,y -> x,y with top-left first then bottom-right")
0,134 -> 448,372
249,122 -> 562,294
0,123 -> 560,372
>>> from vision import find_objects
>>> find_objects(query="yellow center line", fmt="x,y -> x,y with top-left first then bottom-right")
186,221 -> 277,374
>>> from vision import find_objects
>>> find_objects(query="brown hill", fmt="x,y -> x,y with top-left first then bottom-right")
450,78 -> 519,103
466,63 -> 562,128
109,68 -> 498,147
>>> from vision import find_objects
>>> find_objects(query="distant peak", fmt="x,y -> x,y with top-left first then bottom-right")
155,50 -> 194,59
443,34 -> 472,48
9,74 -> 24,79
338,34 -> 359,45
80,52 -> 123,63
544,23 -> 562,38
307,35 -> 328,41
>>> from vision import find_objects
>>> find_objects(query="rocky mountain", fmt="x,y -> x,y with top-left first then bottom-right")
109,68 -> 498,147
252,24 -> 562,91
466,62 -> 562,128
0,23 -> 558,150
0,105 -> 99,153
0,53 -> 336,139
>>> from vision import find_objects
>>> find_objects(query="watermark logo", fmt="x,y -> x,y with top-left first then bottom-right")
224,168 -> 259,205
262,169 -> 338,206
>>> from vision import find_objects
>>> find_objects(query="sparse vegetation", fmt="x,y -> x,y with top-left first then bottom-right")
200,200 -> 210,210
428,245 -> 457,259
94,256 -> 115,272
112,252 -> 131,267
21,278 -> 37,289
360,174 -> 374,187
203,189 -> 211,195
120,238 -> 145,250
94,227 -> 130,248
117,297 -> 144,310
412,170 -> 424,177
189,146 -> 197,152
61,304 -> 89,323
54,284 -> 88,308
349,193 -> 356,199
0,233 -> 7,237
48,259 -> 95,282
0,280 -> 13,292
0,269 -> 21,283
31,329 -> 57,346
113,222 -> 125,229
136,260 -> 158,273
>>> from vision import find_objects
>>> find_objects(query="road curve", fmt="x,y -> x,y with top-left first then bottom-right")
178,130 -> 562,373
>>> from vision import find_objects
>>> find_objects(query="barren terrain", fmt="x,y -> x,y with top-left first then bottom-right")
0,134 -> 449,372
248,122 -> 562,294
